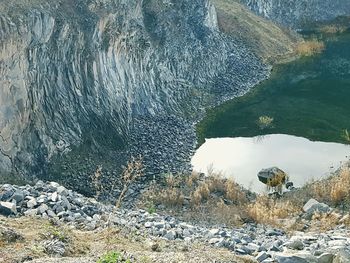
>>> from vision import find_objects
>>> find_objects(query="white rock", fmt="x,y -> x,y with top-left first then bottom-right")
303,199 -> 330,214
27,198 -> 37,208
0,201 -> 17,215
209,237 -> 224,244
51,192 -> 58,202
24,209 -> 38,217
144,222 -> 153,228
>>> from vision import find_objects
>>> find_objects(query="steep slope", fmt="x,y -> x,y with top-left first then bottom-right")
241,0 -> 350,28
212,0 -> 300,63
0,0 -> 269,192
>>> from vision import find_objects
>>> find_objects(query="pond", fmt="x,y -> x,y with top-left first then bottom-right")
191,134 -> 349,192
193,32 -> 350,192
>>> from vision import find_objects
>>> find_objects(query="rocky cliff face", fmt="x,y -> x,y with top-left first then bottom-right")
0,0 -> 268,189
241,0 -> 350,28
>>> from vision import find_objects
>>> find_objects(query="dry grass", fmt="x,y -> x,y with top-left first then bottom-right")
211,0 -> 301,63
141,172 -> 249,226
116,156 -> 144,208
307,167 -> 350,206
310,211 -> 350,231
341,129 -> 350,144
247,195 -> 301,226
141,165 -> 350,230
296,39 -> 325,57
0,216 -> 255,263
319,25 -> 348,34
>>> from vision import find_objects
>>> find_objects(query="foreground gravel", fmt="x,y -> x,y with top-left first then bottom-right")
1,181 -> 350,263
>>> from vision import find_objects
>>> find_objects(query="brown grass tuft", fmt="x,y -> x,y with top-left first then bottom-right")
319,25 -> 347,34
296,39 -> 325,56
307,167 -> 350,206
247,195 -> 301,226
141,172 -> 249,226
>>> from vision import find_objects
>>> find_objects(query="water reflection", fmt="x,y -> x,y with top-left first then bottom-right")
191,134 -> 350,193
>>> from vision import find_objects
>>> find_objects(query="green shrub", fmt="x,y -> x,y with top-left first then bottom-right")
97,251 -> 122,263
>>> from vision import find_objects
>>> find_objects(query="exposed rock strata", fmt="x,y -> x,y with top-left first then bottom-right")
0,0 -> 269,187
241,0 -> 350,28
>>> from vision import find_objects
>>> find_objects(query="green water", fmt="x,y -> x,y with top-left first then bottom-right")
197,33 -> 350,145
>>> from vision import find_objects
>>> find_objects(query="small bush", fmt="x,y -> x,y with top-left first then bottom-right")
257,115 -> 274,129
97,251 -> 122,263
42,225 -> 71,243
296,39 -> 325,57
247,196 -> 300,225
191,183 -> 210,205
307,166 -> 350,206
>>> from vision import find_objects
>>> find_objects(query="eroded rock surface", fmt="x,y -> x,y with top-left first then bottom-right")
0,0 -> 268,186
241,0 -> 350,28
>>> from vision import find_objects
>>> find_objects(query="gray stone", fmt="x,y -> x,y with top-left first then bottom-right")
256,251 -> 269,262
47,210 -> 56,218
286,239 -> 304,250
37,204 -> 49,214
183,229 -> 192,238
43,239 -> 65,256
153,222 -> 165,229
0,227 -> 24,242
49,182 -> 60,189
269,245 -> 282,252
57,186 -> 68,196
317,253 -> 335,263
179,223 -> 193,229
24,209 -> 37,216
207,228 -> 220,238
55,205 -> 64,214
164,230 -> 176,240
0,201 -> 16,215
246,242 -> 260,252
11,190 -> 24,203
303,199 -> 330,215
27,198 -> 37,208
0,187 -> 14,201
275,254 -> 313,263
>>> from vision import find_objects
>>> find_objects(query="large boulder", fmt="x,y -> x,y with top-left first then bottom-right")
303,199 -> 330,215
258,167 -> 287,187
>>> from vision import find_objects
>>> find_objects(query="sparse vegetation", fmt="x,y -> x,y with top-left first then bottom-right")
306,166 -> 350,206
296,39 -> 325,56
141,172 -> 250,226
247,195 -> 301,226
318,25 -> 348,34
257,115 -> 274,129
42,224 -> 71,243
140,163 -> 350,230
0,216 -> 253,263
97,251 -> 132,263
116,156 -> 145,208
341,129 -> 350,143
